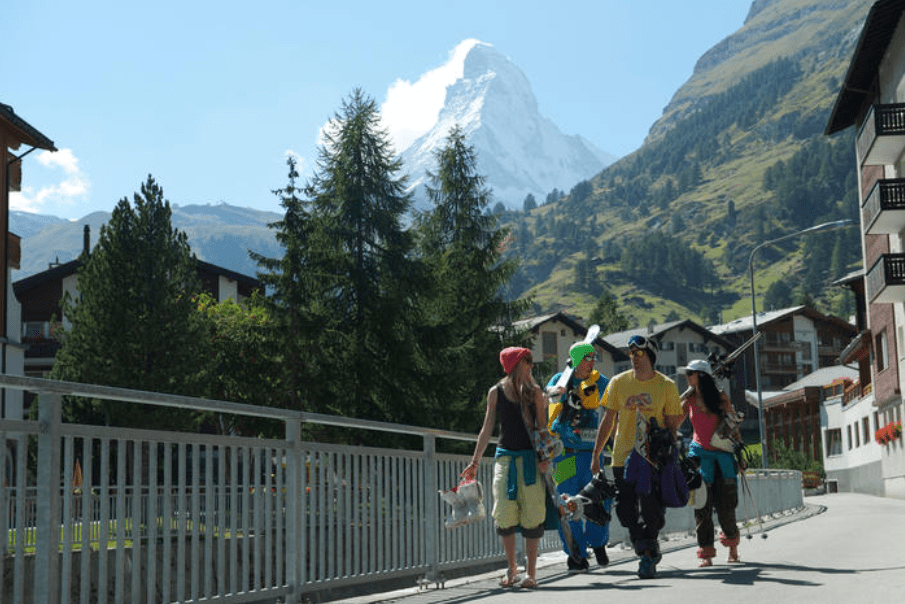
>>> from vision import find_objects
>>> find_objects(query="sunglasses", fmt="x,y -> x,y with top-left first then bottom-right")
685,370 -> 695,376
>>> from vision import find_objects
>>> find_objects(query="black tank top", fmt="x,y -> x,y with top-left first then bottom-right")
496,385 -> 534,451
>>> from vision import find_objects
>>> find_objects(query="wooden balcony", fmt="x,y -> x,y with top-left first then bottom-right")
858,103 -> 905,165
863,178 -> 905,235
866,253 -> 905,304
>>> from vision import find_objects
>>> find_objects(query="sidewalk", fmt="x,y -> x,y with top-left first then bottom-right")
340,493 -> 905,604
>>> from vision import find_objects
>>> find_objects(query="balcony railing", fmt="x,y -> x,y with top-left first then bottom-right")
21,337 -> 61,359
842,382 -> 862,405
866,253 -> 905,304
863,178 -> 905,235
857,103 -> 905,165
761,339 -> 799,352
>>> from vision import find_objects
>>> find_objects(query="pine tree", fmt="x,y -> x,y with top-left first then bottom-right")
251,156 -> 323,416
590,290 -> 631,334
415,125 -> 528,434
301,89 -> 422,425
51,175 -> 206,429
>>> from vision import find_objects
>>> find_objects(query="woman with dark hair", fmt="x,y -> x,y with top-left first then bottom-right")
461,347 -> 549,589
681,359 -> 742,567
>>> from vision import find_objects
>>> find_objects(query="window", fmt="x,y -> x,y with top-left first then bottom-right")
876,330 -> 888,372
661,341 -> 675,351
855,423 -> 860,447
542,332 -> 557,365
847,425 -> 852,450
24,322 -> 45,338
825,428 -> 842,456
874,411 -> 880,432
862,417 -> 870,444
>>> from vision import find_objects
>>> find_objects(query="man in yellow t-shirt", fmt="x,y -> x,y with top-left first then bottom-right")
591,334 -> 683,579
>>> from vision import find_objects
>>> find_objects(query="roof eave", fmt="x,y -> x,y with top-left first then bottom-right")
0,103 -> 57,152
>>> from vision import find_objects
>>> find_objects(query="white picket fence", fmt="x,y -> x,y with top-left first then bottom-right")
0,374 -> 803,603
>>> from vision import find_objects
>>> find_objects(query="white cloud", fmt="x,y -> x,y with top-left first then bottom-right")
9,148 -> 89,214
381,39 -> 484,152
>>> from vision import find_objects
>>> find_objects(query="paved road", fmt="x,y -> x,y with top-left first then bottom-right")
344,493 -> 905,604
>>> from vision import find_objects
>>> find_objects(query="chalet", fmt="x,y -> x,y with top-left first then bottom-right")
14,226 -> 260,381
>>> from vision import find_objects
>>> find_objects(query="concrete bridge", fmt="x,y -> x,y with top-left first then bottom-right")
348,493 -> 905,604
0,374 -> 809,604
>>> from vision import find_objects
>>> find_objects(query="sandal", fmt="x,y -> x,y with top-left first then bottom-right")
518,577 -> 537,589
728,545 -> 741,564
500,569 -> 518,588
698,558 -> 713,567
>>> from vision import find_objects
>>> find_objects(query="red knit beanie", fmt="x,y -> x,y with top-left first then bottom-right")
500,347 -> 531,374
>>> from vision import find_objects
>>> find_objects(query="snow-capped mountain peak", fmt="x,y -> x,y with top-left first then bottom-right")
399,41 -> 615,210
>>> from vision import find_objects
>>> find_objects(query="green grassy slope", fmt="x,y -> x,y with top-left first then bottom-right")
502,0 -> 873,328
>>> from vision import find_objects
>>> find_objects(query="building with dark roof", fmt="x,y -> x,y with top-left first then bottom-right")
14,226 -> 260,380
824,0 -> 905,498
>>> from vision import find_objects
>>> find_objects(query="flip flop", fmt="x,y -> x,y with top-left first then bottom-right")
500,570 -> 518,588
518,577 -> 537,589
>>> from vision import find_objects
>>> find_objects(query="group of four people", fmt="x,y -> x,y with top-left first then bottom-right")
460,334 -> 742,588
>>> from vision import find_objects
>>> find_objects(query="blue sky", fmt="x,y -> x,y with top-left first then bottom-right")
4,1 -> 751,220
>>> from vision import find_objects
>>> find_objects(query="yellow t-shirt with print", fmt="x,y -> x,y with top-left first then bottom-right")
601,369 -> 683,467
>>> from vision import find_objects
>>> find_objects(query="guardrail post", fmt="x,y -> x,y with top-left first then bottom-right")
35,392 -> 62,604
286,418 -> 301,602
423,434 -> 439,582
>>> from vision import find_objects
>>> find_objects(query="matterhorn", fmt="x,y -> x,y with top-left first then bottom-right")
398,40 -> 615,210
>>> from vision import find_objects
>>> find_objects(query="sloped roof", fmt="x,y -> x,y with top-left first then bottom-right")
13,257 -> 259,296
603,319 -> 734,352
833,268 -> 864,287
0,103 -> 56,151
709,306 -> 805,335
708,306 -> 855,336
513,311 -> 626,359
13,259 -> 81,296
825,0 -> 905,135
783,365 -> 858,390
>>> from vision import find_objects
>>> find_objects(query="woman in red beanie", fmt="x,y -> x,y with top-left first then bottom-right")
461,346 -> 549,589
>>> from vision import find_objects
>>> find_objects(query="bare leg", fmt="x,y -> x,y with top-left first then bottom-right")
501,533 -> 518,585
525,536 -> 540,580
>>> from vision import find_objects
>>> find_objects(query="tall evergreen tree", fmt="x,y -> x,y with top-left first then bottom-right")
51,175 -> 205,428
300,89 -> 422,425
416,125 -> 528,434
251,156 -> 323,415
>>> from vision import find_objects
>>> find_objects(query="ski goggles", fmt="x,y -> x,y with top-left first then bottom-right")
628,335 -> 657,356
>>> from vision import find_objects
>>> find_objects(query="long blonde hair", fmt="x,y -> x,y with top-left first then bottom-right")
500,361 -> 542,431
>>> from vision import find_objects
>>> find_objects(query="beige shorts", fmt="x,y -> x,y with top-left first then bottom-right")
491,454 -> 546,532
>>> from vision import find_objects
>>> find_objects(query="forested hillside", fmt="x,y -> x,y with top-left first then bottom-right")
498,0 -> 871,327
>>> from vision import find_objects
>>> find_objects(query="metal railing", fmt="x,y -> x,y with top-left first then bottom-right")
857,103 -> 905,164
0,374 -> 804,603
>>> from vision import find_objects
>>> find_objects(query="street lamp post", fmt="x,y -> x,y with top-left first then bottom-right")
748,219 -> 854,469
